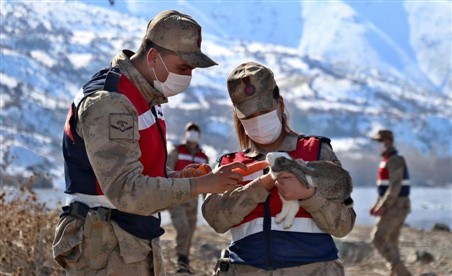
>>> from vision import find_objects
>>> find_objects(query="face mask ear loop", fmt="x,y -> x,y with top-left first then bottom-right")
151,67 -> 160,83
158,53 -> 170,73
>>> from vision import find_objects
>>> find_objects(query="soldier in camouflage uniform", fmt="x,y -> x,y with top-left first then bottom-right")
167,122 -> 209,273
53,10 -> 245,275
202,62 -> 356,275
370,130 -> 412,276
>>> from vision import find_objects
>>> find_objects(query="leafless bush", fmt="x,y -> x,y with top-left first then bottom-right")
0,187 -> 63,275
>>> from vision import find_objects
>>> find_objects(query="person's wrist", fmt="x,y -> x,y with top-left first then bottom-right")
259,175 -> 273,191
298,187 -> 316,201
191,177 -> 200,196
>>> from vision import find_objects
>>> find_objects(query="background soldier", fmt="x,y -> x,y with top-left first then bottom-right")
167,122 -> 209,273
370,129 -> 412,276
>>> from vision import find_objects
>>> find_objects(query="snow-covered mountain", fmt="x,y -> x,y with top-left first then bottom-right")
97,0 -> 450,94
1,0 -> 451,189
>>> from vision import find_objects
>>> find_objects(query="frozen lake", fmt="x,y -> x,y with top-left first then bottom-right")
11,185 -> 452,231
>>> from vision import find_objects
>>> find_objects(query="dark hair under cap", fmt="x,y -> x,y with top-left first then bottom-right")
184,122 -> 200,132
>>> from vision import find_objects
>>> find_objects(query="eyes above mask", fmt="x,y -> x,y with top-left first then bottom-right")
240,110 -> 282,145
151,53 -> 192,97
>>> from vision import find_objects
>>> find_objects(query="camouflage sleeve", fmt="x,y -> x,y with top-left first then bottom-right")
77,91 -> 194,216
166,146 -> 179,171
299,142 -> 356,237
202,177 -> 270,233
376,155 -> 404,209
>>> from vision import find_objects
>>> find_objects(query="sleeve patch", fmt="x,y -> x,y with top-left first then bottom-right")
109,113 -> 134,140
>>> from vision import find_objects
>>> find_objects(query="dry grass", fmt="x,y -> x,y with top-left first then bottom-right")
0,187 -> 226,276
1,187 -> 450,276
0,187 -> 64,276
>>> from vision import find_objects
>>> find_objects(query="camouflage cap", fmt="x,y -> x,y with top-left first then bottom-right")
146,10 -> 217,68
184,121 -> 200,132
227,62 -> 277,119
372,129 -> 394,141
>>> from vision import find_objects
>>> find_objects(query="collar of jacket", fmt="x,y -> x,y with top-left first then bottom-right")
382,146 -> 397,157
112,50 -> 168,107
245,131 -> 300,158
182,142 -> 202,155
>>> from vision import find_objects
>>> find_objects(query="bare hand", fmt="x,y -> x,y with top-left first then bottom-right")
370,206 -> 384,216
259,173 -> 276,191
195,162 -> 247,194
274,172 -> 315,200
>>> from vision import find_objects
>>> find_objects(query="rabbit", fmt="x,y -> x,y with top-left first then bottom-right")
266,152 -> 352,229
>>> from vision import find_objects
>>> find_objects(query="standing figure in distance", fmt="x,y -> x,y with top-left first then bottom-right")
167,122 -> 209,273
203,61 -> 356,275
53,10 -> 245,275
370,129 -> 412,276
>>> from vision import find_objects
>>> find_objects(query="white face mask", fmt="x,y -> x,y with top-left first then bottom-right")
378,142 -> 387,152
240,110 -> 282,145
151,54 -> 192,97
185,130 -> 200,143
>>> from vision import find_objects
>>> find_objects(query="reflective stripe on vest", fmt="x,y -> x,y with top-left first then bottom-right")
62,67 -> 165,240
177,153 -> 208,164
221,136 -> 338,269
377,154 -> 410,197
63,67 -> 167,195
231,217 -> 325,242
223,137 -> 324,241
174,144 -> 208,171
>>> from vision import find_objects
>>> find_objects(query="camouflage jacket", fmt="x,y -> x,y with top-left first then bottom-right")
54,50 -> 197,268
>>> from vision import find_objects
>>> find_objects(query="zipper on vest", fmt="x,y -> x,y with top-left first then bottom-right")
151,106 -> 168,178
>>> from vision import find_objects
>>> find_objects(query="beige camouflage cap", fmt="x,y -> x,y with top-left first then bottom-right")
227,62 -> 277,119
146,10 -> 217,68
372,129 -> 394,141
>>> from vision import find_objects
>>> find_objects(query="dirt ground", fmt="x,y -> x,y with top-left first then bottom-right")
1,189 -> 451,275
160,224 -> 452,276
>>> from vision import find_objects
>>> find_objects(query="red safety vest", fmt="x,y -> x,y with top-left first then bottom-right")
377,151 -> 410,197
174,144 -> 208,171
62,67 -> 166,240
220,136 -> 324,239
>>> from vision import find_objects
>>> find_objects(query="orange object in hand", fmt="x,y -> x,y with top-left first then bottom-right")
183,164 -> 211,177
232,160 -> 269,176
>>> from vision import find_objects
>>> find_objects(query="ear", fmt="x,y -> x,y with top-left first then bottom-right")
146,48 -> 159,68
298,162 -> 319,177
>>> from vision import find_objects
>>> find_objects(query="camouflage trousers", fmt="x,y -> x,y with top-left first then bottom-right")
212,260 -> 344,276
63,244 -> 154,276
169,196 -> 198,257
371,211 -> 409,265
53,216 -> 164,275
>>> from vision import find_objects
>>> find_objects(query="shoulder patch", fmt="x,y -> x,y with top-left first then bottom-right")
109,113 -> 134,140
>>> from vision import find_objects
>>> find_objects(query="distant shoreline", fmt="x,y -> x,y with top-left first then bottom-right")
2,185 -> 451,231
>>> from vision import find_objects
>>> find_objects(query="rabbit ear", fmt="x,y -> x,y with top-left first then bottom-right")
295,170 -> 310,185
298,163 -> 319,177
